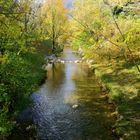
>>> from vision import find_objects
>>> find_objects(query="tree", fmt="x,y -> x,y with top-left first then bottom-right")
40,0 -> 69,54
0,0 -> 45,136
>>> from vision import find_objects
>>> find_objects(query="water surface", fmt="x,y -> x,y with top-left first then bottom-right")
31,48 -> 116,140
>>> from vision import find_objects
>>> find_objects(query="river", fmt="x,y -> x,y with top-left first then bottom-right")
10,48 -> 117,140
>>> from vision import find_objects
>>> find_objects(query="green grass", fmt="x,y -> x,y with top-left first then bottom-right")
93,61 -> 140,140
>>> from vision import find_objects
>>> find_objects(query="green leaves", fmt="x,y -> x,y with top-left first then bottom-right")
0,50 -> 45,135
0,0 -> 46,135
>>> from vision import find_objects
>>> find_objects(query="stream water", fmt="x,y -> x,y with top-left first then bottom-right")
10,48 -> 117,140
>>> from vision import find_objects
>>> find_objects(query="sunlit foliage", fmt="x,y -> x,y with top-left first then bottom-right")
69,0 -> 140,139
40,0 -> 69,54
0,0 -> 45,135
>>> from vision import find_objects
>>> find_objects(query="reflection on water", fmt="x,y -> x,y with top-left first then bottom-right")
32,48 -> 116,140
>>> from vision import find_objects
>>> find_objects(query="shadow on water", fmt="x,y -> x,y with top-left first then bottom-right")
9,48 -> 117,140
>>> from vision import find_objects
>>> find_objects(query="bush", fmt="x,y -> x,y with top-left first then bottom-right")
0,48 -> 45,135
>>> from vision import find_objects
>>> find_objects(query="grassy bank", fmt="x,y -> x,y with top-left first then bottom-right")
0,48 -> 45,137
92,61 -> 140,140
70,1 -> 140,139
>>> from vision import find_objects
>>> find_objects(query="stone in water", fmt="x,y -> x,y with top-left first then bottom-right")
72,104 -> 78,109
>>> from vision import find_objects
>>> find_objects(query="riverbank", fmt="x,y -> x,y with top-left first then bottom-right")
68,1 -> 140,138
91,61 -> 140,140
0,48 -> 46,139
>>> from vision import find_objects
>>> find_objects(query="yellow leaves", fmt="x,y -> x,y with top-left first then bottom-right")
89,38 -> 94,44
39,0 -> 69,47
107,0 -> 130,5
0,53 -> 9,64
